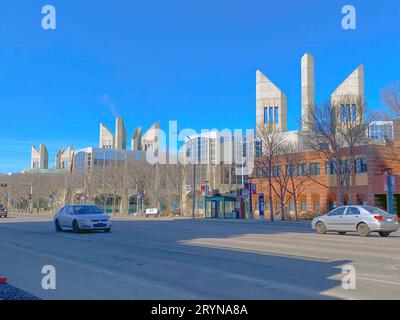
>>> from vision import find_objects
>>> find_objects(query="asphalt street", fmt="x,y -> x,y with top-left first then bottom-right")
0,214 -> 399,300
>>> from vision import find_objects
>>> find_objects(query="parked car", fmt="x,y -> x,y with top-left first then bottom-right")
0,204 -> 8,218
311,205 -> 400,237
54,204 -> 112,233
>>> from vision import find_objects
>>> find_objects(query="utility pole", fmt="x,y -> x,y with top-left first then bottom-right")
186,136 -> 196,219
386,167 -> 394,215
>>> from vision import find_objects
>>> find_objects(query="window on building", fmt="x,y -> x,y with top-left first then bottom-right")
340,104 -> 345,122
351,104 -> 357,122
297,163 -> 307,176
289,201 -> 295,212
313,201 -> 320,213
272,166 -> 281,177
325,161 -> 336,175
286,164 -> 294,177
262,167 -> 269,177
309,162 -> 320,176
210,138 -> 216,166
274,106 -> 279,124
355,158 -> 368,173
301,201 -> 307,212
368,122 -> 394,140
255,140 -> 262,157
264,107 -> 268,124
269,107 -> 273,124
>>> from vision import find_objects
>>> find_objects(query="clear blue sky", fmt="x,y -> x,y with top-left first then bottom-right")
0,0 -> 399,173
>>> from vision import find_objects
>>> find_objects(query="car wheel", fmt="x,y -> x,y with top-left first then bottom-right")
104,228 -> 111,233
357,223 -> 370,237
316,221 -> 326,234
338,231 -> 346,235
55,219 -> 62,232
72,220 -> 81,234
378,231 -> 391,237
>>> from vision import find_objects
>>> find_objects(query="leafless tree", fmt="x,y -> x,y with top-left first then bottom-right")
382,81 -> 400,118
255,122 -> 285,221
302,95 -> 369,206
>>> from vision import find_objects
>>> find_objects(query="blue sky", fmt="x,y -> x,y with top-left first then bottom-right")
0,0 -> 399,172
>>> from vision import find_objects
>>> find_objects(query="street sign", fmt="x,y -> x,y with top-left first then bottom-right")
241,189 -> 249,200
185,185 -> 192,193
259,193 -> 264,218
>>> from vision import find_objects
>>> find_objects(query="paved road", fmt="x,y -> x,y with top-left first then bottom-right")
0,214 -> 399,299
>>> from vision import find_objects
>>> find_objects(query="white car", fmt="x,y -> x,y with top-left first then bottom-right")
312,205 -> 399,237
54,205 -> 112,233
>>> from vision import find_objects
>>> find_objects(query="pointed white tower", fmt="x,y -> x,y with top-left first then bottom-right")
331,65 -> 364,104
301,53 -> 315,130
99,123 -> 115,149
256,70 -> 287,132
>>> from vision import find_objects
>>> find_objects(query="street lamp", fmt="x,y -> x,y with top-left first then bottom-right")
186,136 -> 196,219
385,167 -> 394,215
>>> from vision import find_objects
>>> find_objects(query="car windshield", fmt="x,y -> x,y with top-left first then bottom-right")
361,206 -> 388,215
73,206 -> 104,215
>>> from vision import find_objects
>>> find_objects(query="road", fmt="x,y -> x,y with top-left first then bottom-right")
0,214 -> 400,300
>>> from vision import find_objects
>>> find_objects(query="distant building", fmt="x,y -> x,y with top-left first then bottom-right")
115,117 -> 127,150
142,121 -> 160,155
31,144 -> 48,169
55,146 -> 74,170
99,123 -> 114,149
256,69 -> 287,132
131,127 -> 142,151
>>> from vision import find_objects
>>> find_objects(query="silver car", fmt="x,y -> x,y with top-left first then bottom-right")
54,204 -> 112,233
312,205 -> 399,237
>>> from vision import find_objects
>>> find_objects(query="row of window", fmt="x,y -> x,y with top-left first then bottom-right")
254,162 -> 321,178
263,106 -> 279,124
340,104 -> 357,123
254,159 -> 368,178
260,200 -> 320,213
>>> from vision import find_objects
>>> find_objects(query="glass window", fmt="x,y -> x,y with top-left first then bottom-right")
328,207 -> 346,216
355,158 -> 368,173
351,104 -> 357,121
313,201 -> 320,213
361,206 -> 388,215
309,162 -> 320,176
286,164 -> 294,176
297,163 -> 307,176
340,105 -> 345,122
346,207 -> 360,215
289,201 -> 295,211
272,166 -> 281,177
264,107 -> 268,124
346,104 -> 351,122
301,201 -> 307,212
269,107 -> 273,124
274,106 -> 279,123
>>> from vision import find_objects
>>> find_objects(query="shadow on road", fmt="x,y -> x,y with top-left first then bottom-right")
0,218 -> 353,299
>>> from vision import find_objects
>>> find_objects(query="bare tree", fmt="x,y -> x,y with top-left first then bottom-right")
382,81 -> 400,118
302,95 -> 369,206
255,122 -> 285,221
283,145 -> 310,221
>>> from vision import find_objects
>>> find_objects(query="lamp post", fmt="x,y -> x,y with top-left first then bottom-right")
248,176 -> 254,220
386,167 -> 394,215
186,136 -> 196,219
